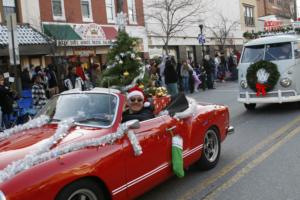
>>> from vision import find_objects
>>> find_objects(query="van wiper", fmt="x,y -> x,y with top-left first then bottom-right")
265,51 -> 278,60
253,52 -> 264,62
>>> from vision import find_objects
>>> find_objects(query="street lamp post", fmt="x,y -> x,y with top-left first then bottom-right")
199,24 -> 205,62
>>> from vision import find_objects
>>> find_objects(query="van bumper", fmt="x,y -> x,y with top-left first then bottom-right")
238,90 -> 300,104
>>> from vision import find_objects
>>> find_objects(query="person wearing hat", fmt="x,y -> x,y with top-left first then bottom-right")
122,87 -> 154,123
31,74 -> 47,110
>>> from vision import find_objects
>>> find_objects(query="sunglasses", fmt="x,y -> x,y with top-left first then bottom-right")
129,97 -> 143,103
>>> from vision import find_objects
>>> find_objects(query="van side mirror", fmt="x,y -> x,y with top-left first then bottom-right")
294,49 -> 300,59
125,120 -> 140,129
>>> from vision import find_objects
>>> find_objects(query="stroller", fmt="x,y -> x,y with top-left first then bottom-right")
9,90 -> 36,128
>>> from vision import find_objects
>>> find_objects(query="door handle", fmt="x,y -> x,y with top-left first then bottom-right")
166,126 -> 176,132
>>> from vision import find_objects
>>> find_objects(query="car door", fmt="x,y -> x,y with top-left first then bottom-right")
162,115 -> 198,167
121,115 -> 173,199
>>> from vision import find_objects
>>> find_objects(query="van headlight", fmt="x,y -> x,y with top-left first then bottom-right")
280,78 -> 292,87
0,191 -> 6,200
240,80 -> 248,89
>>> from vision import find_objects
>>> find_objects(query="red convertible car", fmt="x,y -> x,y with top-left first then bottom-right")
0,88 -> 233,200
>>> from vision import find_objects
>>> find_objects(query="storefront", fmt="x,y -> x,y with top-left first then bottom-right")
42,23 -> 119,72
0,23 -> 53,72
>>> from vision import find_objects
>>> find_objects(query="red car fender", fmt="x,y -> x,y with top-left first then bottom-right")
0,143 -> 127,200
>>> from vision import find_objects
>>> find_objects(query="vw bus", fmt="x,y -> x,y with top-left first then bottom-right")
237,34 -> 300,110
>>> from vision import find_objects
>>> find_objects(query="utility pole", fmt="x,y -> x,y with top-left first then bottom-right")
6,13 -> 21,95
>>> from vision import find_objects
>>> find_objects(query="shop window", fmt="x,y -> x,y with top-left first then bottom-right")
244,5 -> 255,27
52,0 -> 66,21
105,0 -> 116,23
128,0 -> 137,24
81,0 -> 93,22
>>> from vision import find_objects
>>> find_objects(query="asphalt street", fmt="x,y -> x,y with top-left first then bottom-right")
138,81 -> 300,200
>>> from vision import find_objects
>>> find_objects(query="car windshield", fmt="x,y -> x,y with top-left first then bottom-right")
36,93 -> 118,127
241,45 -> 264,63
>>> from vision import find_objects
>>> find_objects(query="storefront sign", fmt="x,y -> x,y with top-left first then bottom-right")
74,23 -> 106,40
264,20 -> 283,31
57,39 -> 113,46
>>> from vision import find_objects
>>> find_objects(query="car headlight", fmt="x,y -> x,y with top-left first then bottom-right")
0,191 -> 6,200
280,78 -> 292,87
240,80 -> 248,89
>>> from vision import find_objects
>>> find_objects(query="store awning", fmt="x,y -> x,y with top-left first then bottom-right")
0,24 -> 53,56
0,24 -> 52,46
101,26 -> 118,40
43,24 -> 82,40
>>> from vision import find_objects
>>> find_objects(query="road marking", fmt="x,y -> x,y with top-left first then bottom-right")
178,114 -> 300,200
203,125 -> 300,200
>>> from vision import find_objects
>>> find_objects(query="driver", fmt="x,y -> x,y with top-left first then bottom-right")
122,87 -> 154,123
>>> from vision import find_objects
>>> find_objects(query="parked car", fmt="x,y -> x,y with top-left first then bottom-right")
0,88 -> 234,200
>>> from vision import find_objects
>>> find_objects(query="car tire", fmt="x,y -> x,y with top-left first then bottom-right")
197,128 -> 221,170
55,179 -> 105,200
244,103 -> 256,111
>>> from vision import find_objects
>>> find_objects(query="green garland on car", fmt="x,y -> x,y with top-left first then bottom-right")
246,60 -> 280,92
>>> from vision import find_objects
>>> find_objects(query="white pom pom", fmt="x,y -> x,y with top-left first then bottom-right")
144,102 -> 151,107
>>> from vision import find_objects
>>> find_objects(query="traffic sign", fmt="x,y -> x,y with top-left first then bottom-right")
198,34 -> 206,44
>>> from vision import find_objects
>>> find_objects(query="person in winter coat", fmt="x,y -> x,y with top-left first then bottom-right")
45,64 -> 59,97
21,68 -> 32,90
31,74 -> 47,110
180,60 -> 193,93
0,75 -> 13,128
64,65 -> 84,91
164,59 -> 178,97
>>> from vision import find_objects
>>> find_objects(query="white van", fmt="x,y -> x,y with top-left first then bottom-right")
237,34 -> 300,110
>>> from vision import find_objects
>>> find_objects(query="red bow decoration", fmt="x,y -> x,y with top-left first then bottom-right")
256,83 -> 267,96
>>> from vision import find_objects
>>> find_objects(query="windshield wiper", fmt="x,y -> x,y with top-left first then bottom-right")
76,116 -> 112,123
51,118 -> 61,122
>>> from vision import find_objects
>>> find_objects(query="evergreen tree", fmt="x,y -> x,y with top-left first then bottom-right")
99,31 -> 143,88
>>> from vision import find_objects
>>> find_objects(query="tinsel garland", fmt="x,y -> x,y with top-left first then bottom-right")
0,115 -> 50,141
0,120 -> 142,184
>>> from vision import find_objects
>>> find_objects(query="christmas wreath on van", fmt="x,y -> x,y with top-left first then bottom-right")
246,60 -> 280,96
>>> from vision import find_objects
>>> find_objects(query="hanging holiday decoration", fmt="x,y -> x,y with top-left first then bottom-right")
123,70 -> 129,77
246,60 -> 280,96
0,120 -> 142,184
172,135 -> 184,178
0,115 -> 50,142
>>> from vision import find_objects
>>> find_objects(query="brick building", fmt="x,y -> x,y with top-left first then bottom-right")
256,0 -> 296,31
39,0 -> 148,70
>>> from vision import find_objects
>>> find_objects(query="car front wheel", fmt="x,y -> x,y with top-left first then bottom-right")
197,128 -> 221,170
56,179 -> 105,200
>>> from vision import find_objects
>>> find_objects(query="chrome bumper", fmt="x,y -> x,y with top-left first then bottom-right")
227,126 -> 234,135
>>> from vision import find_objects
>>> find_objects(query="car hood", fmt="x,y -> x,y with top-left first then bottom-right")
0,123 -> 109,170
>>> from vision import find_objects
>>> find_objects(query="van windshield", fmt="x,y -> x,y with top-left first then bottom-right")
241,45 -> 264,63
241,42 -> 292,63
265,42 -> 292,61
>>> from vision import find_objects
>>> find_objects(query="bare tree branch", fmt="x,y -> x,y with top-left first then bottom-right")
206,13 -> 239,51
145,0 -> 211,54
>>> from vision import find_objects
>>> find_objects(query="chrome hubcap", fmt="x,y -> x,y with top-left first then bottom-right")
204,130 -> 219,162
67,189 -> 98,200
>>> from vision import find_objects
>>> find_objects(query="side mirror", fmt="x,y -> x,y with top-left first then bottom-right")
125,119 -> 140,129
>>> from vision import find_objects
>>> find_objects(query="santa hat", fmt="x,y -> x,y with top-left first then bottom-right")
127,85 -> 150,107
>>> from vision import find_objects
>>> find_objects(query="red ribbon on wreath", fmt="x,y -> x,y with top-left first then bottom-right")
256,83 -> 267,96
